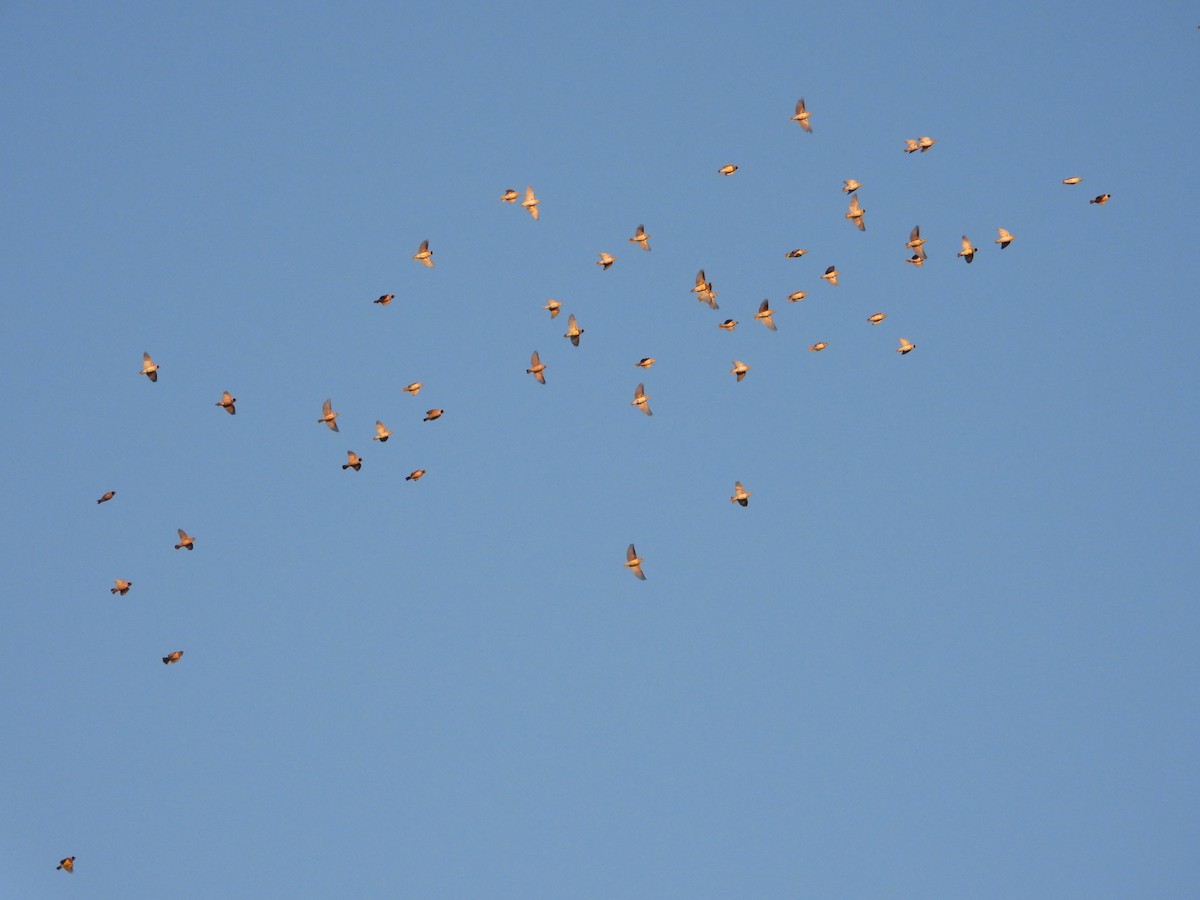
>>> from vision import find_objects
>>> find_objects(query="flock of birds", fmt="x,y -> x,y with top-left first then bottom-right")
61,94 -> 1113,876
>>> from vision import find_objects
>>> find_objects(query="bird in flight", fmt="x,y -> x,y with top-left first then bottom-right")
918,136 -> 936,152
787,290 -> 807,303
692,270 -> 718,308
527,350 -> 547,384
906,225 -> 926,254
629,224 -> 650,251
1062,177 -> 1082,185
374,294 -> 395,306
867,313 -> 887,325
785,248 -> 807,258
424,409 -> 444,422
58,857 -> 75,873
625,544 -> 647,580
717,163 -> 738,176
731,360 -> 751,382
111,579 -> 132,596
596,252 -> 615,270
97,490 -> 116,504
413,239 -> 434,267
162,651 -> 184,665
175,529 -> 195,550
501,189 -> 518,202
846,193 -> 866,231
754,299 -> 777,331
958,235 -> 978,263
635,358 -> 655,369
632,383 -> 652,416
140,352 -> 159,382
343,451 -> 362,471
822,265 -> 840,285
897,338 -> 916,355
790,97 -> 812,132
995,228 -> 1014,249
215,391 -> 236,415
842,179 -> 861,193
731,482 -> 751,507
373,421 -> 392,442
403,382 -> 423,396
1090,194 -> 1111,205
406,469 -> 426,481
809,342 -> 828,352
564,314 -> 584,346
542,299 -> 561,319
718,319 -> 738,331
903,139 -> 920,154
521,186 -> 539,220
318,399 -> 339,431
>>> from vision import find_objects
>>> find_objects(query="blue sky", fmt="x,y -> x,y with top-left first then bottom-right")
3,2 -> 1199,897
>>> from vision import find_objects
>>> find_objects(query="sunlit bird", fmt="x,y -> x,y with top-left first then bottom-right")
958,235 -> 977,263
625,544 -> 647,580
629,224 -> 651,251
868,313 -> 887,325
897,338 -> 916,355
1062,177 -> 1082,185
906,251 -> 926,267
903,139 -> 920,154
995,227 -> 1014,249
317,398 -> 339,431
718,319 -> 738,331
564,314 -> 584,347
423,409 -> 444,422
842,179 -> 862,193
809,342 -> 828,352
162,651 -> 183,665
731,482 -> 751,507
596,252 -> 615,270
822,265 -> 840,285
175,529 -> 195,551
527,350 -> 547,384
374,294 -> 395,306
501,188 -> 518,203
403,382 -> 423,396
731,360 -> 751,382
846,192 -> 866,231
97,490 -> 116,504
786,248 -> 807,258
1090,194 -> 1111,205
906,225 -> 926,252
717,163 -> 738,176
787,290 -> 808,303
413,239 -> 434,267
372,421 -> 392,442
692,269 -> 718,308
406,469 -> 426,481
57,858 -> 75,873
111,579 -> 132,596
754,299 -> 777,331
632,383 -> 652,416
918,135 -> 936,152
521,186 -> 539,220
140,352 -> 159,382
215,391 -> 236,415
635,358 -> 655,369
542,299 -> 561,319
790,97 -> 812,132
343,451 -> 362,471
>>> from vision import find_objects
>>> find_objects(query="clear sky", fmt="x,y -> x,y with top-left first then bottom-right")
3,2 -> 1199,897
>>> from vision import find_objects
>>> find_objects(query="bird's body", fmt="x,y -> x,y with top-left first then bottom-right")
597,252 -> 615,270
906,253 -> 926,267
403,382 -> 423,396
1062,177 -> 1082,185
906,225 -> 926,252
1090,194 -> 1111,205
897,338 -> 916,355
790,97 -> 812,132
215,391 -> 236,415
868,313 -> 887,325
521,186 -> 539,220
995,227 -> 1014,249
822,265 -> 840,285
787,290 -> 808,303
755,299 -> 777,331
543,299 -> 561,319
111,579 -> 132,596
317,398 -> 339,431
809,342 -> 828,352
846,193 -> 866,231
918,136 -> 936,152
374,294 -> 395,306
692,270 -> 718,308
564,314 -> 584,347
527,351 -> 547,384
406,469 -> 426,481
958,235 -> 977,263
373,421 -> 391,442
629,224 -> 650,251
731,482 -> 751,507
97,490 -> 116,504
413,239 -> 434,267
625,544 -> 647,580
717,163 -> 738,176
140,352 -> 159,382
842,179 -> 862,193
343,451 -> 362,471
501,189 -> 518,203
632,383 -> 652,416
718,319 -> 738,331
58,857 -> 75,873
162,651 -> 183,665
635,358 -> 655,369
786,249 -> 807,258
904,139 -> 920,153
731,360 -> 751,382
424,409 -> 444,422
175,529 -> 194,551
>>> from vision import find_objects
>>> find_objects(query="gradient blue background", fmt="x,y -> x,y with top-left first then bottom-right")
4,2 -> 1198,897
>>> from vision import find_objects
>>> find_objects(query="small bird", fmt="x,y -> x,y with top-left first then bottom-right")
413,239 -> 434,267
111,579 -> 132,596
521,186 -> 539,220
958,235 -> 977,263
57,858 -> 75,873
897,338 -> 916,355
596,252 -> 615,270
842,179 -> 862,193
1090,194 -> 1111,205
527,350 -> 547,384
903,139 -> 920,154
162,651 -> 183,665
717,164 -> 739,176
822,265 -> 840,285
995,227 -> 1014,249
906,225 -> 926,252
629,224 -> 650,251
374,294 -> 395,306
501,189 -> 518,203
809,342 -> 828,352
564,314 -> 584,347
718,319 -> 738,331
635,358 -> 655,369
624,543 -> 647,580
175,529 -> 195,551
790,97 -> 812,132
542,299 -> 561,319
731,360 -> 751,382
215,391 -> 236,415
632,383 -> 652,416
787,290 -> 808,303
846,193 -> 866,231
317,398 -> 339,431
403,382 -> 423,396
918,135 -> 936,152
692,270 -> 718,309
906,252 -> 926,267
140,352 -> 159,382
730,482 -> 751,507
867,313 -> 887,325
406,469 -> 426,481
343,451 -> 362,471
754,299 -> 777,331
97,490 -> 116,504
424,409 -> 444,422
372,421 -> 392,442
785,248 -> 807,258
1062,177 -> 1082,185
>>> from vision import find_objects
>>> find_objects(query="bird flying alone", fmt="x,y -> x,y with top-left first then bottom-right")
718,319 -> 738,331
692,270 -> 718,308
842,179 -> 862,193
846,193 -> 866,231
787,290 -> 808,303
215,391 -> 236,415
809,342 -> 828,352
786,249 -> 807,258
403,382 -> 423,396
1090,194 -> 1111,205
755,299 -> 777,331
413,239 -> 434,267
58,857 -> 75,873
597,252 -> 615,270
731,482 -> 751,506
343,451 -> 362,471
868,313 -> 887,325
897,338 -> 916,355
424,409 -> 444,422
995,228 -> 1014,249
111,579 -> 132,596
717,164 -> 738,176
1062,177 -> 1082,185
731,360 -> 751,382
822,265 -> 840,285
625,544 -> 647,580
97,490 -> 116,504
632,383 -> 652,416
521,186 -> 539,220
791,97 -> 812,132
958,235 -> 978,263
318,398 -> 339,431
373,421 -> 391,442
406,469 -> 426,481
564,314 -> 584,346
918,136 -> 936,152
140,352 -> 159,382
175,529 -> 195,550
543,299 -> 561,319
629,224 -> 650,251
374,294 -> 395,306
527,350 -> 547,384
635,357 -> 655,369
162,651 -> 183,665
